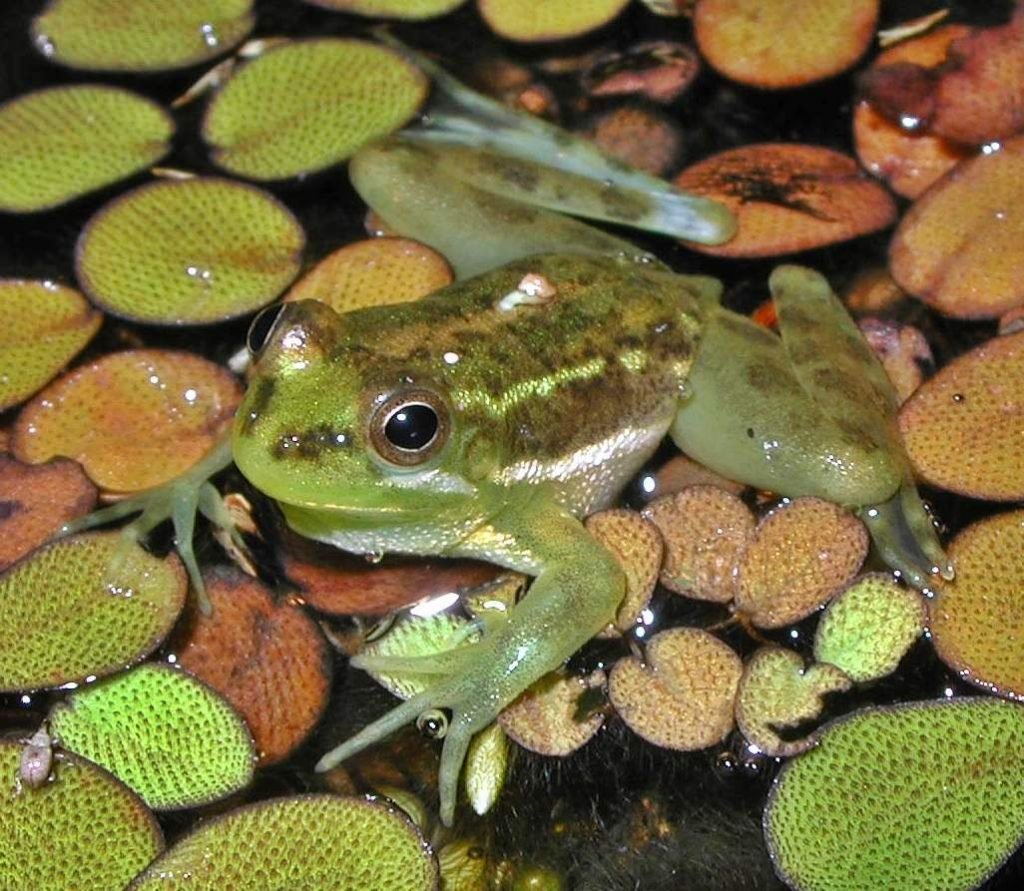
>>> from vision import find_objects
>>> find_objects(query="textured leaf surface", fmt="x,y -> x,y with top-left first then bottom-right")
765,699 -> 1024,891
203,39 -> 427,180
0,742 -> 163,890
129,794 -> 439,889
929,510 -> 1024,699
900,332 -> 1024,500
13,349 -> 242,492
814,574 -> 924,683
0,280 -> 102,410
32,0 -> 254,71
0,532 -> 185,692
50,663 -> 255,809
478,0 -> 630,42
302,0 -> 465,17
0,454 -> 96,571
174,567 -> 332,765
0,86 -> 172,212
499,669 -> 605,756
77,178 -> 304,324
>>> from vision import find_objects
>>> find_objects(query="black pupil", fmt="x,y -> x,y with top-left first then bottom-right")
384,403 -> 438,451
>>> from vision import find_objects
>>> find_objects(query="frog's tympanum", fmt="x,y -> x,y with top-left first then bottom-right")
77,47 -> 949,826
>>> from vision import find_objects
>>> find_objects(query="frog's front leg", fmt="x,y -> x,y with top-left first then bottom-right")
315,490 -> 625,826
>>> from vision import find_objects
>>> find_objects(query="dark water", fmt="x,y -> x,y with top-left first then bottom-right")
2,1 -> 1021,888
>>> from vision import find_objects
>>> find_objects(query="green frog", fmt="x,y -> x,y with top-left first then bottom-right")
75,47 -> 949,827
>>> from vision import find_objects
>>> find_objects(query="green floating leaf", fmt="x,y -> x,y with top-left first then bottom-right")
765,698 -> 1024,891
0,532 -> 186,693
129,794 -> 439,889
0,85 -> 173,212
735,646 -> 851,757
32,0 -> 255,71
355,613 -> 479,700
203,38 -> 428,181
0,280 -> 101,411
814,573 -> 925,683
0,742 -> 163,890
302,0 -> 466,17
76,178 -> 304,324
50,663 -> 255,810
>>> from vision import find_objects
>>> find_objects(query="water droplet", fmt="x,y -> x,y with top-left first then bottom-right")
33,32 -> 56,57
365,550 -> 385,564
199,22 -> 219,48
185,264 -> 215,286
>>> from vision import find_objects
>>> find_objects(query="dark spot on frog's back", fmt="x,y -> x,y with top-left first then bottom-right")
489,157 -> 540,193
746,360 -> 790,393
239,378 -> 276,435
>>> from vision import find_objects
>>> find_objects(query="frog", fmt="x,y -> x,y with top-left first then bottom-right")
70,44 -> 950,827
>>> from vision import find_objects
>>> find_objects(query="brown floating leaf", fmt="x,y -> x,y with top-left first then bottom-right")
286,238 -> 452,314
735,646 -> 852,757
676,143 -> 897,257
858,318 -> 933,404
693,0 -> 878,89
581,40 -> 700,105
853,25 -> 971,199
0,454 -> 96,571
890,134 -> 1024,319
899,331 -> 1024,500
637,454 -> 746,504
477,0 -> 630,42
643,486 -> 755,604
281,526 -> 497,616
608,627 -> 741,751
12,349 -> 242,493
587,106 -> 682,177
736,498 -> 868,629
929,510 -> 1024,699
173,566 -> 332,765
585,509 -> 663,634
0,279 -> 102,411
498,668 -> 605,756
931,11 -> 1024,146
843,265 -> 907,315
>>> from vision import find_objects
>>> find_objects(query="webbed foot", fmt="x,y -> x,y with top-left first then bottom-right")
61,437 -> 235,614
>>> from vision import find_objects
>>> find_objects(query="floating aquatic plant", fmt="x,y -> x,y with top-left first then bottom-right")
899,331 -> 1024,499
0,280 -> 101,411
676,143 -> 897,257
694,0 -> 878,89
609,627 -> 741,751
735,646 -> 852,757
813,574 -> 925,683
642,485 -> 754,604
477,0 -> 630,42
31,0 -> 254,71
203,38 -> 428,181
301,0 -> 466,18
0,454 -> 96,571
463,722 -> 509,816
50,662 -> 255,809
128,794 -> 439,889
0,85 -> 173,213
890,134 -> 1024,319
499,668 -> 606,757
13,349 -> 242,492
0,532 -> 185,692
929,510 -> 1024,700
173,566 -> 332,765
76,178 -> 305,325
286,238 -> 453,313
765,698 -> 1024,891
0,740 -> 164,890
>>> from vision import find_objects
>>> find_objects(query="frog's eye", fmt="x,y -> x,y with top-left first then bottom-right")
369,388 -> 450,467
246,304 -> 286,357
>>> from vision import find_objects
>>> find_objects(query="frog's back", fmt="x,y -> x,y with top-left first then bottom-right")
340,254 -> 717,513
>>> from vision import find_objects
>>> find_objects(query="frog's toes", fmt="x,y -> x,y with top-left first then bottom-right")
859,481 -> 953,589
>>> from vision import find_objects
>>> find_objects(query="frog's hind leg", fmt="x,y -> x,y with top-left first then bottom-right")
671,265 -> 950,587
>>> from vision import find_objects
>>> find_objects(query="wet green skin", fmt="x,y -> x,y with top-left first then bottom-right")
232,254 -> 939,826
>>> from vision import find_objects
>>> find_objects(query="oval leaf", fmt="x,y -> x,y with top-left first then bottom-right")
0,532 -> 186,692
50,662 -> 255,809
